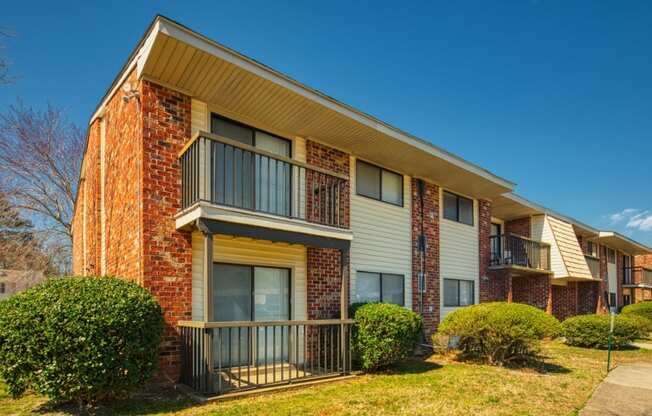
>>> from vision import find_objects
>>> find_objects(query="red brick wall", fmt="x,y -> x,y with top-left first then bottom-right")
512,275 -> 550,310
102,70 -> 144,283
578,281 -> 600,314
140,80 -> 193,382
411,179 -> 440,336
306,140 -> 350,229
504,217 -> 531,238
71,181 -> 85,275
479,199 -> 494,303
552,283 -> 578,321
484,269 -> 511,302
305,140 -> 350,320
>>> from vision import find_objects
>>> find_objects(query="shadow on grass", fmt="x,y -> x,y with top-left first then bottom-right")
382,358 -> 443,375
446,352 -> 572,375
30,385 -> 198,416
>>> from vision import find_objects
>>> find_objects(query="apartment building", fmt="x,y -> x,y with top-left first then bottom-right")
71,16 -> 651,397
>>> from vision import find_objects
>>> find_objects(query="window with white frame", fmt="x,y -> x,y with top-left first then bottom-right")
443,279 -> 475,307
355,272 -> 404,305
356,160 -> 403,206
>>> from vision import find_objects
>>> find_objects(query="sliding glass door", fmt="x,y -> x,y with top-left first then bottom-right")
213,263 -> 291,368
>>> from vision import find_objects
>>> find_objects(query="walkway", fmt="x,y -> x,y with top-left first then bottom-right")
580,363 -> 652,416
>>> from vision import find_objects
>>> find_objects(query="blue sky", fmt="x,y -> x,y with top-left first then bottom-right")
2,1 -> 652,245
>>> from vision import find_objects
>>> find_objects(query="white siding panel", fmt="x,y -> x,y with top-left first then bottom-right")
294,136 -> 306,163
350,156 -> 412,309
608,261 -> 617,294
440,193 -> 479,319
191,98 -> 209,134
536,215 -> 569,279
191,232 -> 308,321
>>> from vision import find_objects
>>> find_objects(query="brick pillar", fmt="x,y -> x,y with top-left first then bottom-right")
141,80 -> 193,382
478,199 -> 492,302
410,179 -> 440,337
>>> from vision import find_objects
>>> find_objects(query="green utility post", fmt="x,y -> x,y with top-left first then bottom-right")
606,311 -> 615,372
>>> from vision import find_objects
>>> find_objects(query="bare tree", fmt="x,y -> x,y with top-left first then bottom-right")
0,102 -> 84,272
0,29 -> 13,85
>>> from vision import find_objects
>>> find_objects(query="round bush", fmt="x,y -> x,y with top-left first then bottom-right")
562,314 -> 641,349
0,276 -> 163,403
621,302 -> 652,333
353,303 -> 422,371
436,302 -> 561,365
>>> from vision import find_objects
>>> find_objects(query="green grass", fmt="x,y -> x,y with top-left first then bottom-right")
1,341 -> 651,415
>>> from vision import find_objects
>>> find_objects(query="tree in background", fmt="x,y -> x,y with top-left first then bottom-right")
0,103 -> 83,274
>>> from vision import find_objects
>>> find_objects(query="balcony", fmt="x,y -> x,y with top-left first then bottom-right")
489,234 -> 551,273
623,266 -> 652,287
584,255 -> 600,279
178,319 -> 354,397
177,132 -> 352,243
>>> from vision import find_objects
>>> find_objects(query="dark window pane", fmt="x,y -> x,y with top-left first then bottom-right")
213,264 -> 252,321
381,170 -> 403,205
443,192 -> 458,221
443,279 -> 459,307
458,197 -> 474,225
211,116 -> 253,146
255,131 -> 291,157
357,161 -> 381,199
356,272 -> 381,303
381,274 -> 404,305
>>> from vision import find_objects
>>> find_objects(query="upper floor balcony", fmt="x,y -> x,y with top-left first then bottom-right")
489,234 -> 551,274
623,266 -> 652,287
176,132 -> 352,244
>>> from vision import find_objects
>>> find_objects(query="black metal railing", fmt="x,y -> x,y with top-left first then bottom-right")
489,234 -> 551,271
179,319 -> 354,396
585,255 -> 600,279
180,133 -> 349,228
623,266 -> 652,286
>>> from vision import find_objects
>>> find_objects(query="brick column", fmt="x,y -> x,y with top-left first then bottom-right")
141,80 -> 193,382
411,179 -> 440,337
478,199 -> 493,303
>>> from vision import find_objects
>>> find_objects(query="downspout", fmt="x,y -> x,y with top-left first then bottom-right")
417,179 -> 426,316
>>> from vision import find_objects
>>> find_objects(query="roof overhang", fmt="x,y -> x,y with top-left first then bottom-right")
595,232 -> 652,255
90,15 -> 514,199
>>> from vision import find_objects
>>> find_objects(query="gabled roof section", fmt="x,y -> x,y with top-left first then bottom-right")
90,15 -> 514,199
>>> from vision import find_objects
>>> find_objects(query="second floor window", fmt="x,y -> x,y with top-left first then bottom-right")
586,241 -> 598,257
443,191 -> 474,226
606,248 -> 616,264
356,160 -> 403,206
211,114 -> 291,158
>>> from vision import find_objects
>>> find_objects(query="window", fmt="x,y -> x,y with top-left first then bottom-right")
211,114 -> 291,158
443,191 -> 474,225
490,223 -> 502,264
586,241 -> 598,258
606,248 -> 616,264
355,272 -> 405,305
609,292 -> 617,308
355,160 -> 403,206
443,279 -> 475,307
0,282 -> 4,294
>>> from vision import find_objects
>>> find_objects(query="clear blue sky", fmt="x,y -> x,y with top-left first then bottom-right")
3,1 -> 652,245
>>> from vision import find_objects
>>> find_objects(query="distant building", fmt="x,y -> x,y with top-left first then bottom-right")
0,269 -> 46,300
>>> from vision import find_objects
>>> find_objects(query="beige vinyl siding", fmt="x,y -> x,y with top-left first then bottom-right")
191,98 -> 209,134
608,256 -> 617,294
547,215 -> 592,280
191,232 -> 307,321
349,156 -> 412,309
440,190 -> 479,318
293,136 -> 306,163
532,215 -> 568,279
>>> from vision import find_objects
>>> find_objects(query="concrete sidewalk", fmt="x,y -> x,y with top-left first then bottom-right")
580,363 -> 652,416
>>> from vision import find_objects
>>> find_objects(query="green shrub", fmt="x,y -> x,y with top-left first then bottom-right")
0,276 -> 164,404
353,303 -> 422,371
621,302 -> 652,334
436,302 -> 561,365
562,314 -> 641,349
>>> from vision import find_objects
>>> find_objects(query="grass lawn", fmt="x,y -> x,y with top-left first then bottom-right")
2,341 -> 651,416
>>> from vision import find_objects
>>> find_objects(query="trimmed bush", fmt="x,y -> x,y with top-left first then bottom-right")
621,302 -> 652,334
562,314 -> 641,349
353,303 -> 422,371
436,302 -> 561,365
0,276 -> 163,404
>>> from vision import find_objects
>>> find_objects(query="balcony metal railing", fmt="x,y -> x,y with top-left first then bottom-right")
489,234 -> 551,271
180,132 -> 349,229
623,266 -> 652,286
585,255 -> 600,279
179,319 -> 354,396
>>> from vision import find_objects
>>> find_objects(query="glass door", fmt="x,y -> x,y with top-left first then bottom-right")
213,263 -> 291,368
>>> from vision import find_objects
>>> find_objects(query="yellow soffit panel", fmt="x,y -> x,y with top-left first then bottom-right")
547,215 -> 594,280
